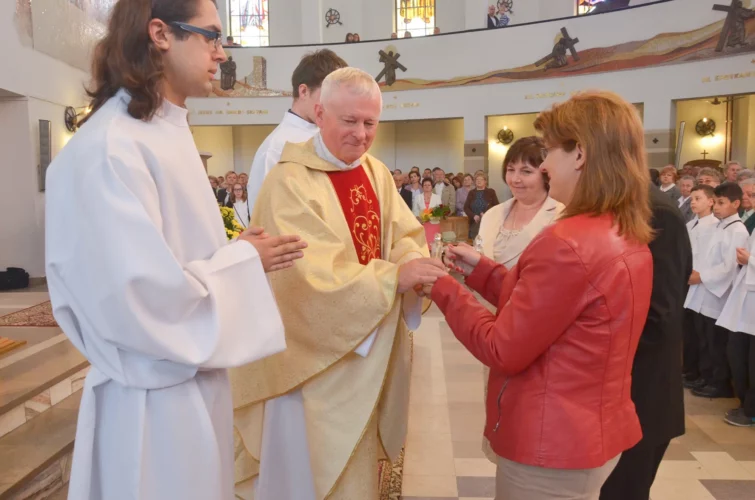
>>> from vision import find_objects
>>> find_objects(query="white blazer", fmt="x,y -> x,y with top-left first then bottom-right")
478,197 -> 564,269
413,192 -> 442,217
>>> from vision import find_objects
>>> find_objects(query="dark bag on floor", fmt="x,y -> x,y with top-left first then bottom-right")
0,267 -> 30,290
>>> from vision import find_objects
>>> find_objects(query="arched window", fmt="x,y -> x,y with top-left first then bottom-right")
396,0 -> 435,38
228,0 -> 269,46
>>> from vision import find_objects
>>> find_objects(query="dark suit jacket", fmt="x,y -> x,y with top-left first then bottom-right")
630,185 -> 692,445
216,188 -> 228,205
487,15 -> 499,28
745,214 -> 755,235
399,187 -> 413,209
679,197 -> 694,223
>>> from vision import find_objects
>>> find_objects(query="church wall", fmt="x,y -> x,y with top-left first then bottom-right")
435,0 -> 466,34
206,0 -> 709,98
231,125 -> 278,173
370,122 -> 398,170
190,126 -> 237,177
675,99 -> 729,168
393,119 -> 466,174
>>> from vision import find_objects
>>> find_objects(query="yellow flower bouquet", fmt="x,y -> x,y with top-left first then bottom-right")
419,204 -> 451,224
220,206 -> 244,240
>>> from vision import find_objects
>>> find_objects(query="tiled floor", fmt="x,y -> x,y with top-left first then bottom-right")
402,306 -> 755,500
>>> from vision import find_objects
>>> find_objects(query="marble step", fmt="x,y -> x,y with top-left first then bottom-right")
0,391 -> 80,499
0,339 -> 88,438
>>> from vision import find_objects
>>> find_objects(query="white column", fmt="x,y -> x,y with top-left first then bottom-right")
463,115 -> 486,175
643,97 -> 675,169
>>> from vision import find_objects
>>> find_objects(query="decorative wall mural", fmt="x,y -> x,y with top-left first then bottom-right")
380,17 -> 755,92
211,56 -> 292,97
29,0 -> 115,71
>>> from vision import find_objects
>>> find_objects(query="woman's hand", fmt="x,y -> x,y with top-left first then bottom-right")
737,247 -> 751,266
473,215 -> 481,223
445,243 -> 481,276
688,270 -> 701,285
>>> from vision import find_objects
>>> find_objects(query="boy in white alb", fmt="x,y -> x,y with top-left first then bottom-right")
682,185 -> 718,390
717,227 -> 755,426
686,183 -> 749,398
246,50 -> 347,210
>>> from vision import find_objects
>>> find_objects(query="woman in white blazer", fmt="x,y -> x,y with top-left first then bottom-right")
413,177 -> 442,217
476,136 -> 564,461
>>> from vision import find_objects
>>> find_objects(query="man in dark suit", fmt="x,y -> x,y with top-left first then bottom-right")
394,172 -> 413,208
600,184 -> 692,500
486,5 -> 499,28
678,175 -> 695,223
741,179 -> 755,234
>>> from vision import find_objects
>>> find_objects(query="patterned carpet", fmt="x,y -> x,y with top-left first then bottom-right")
0,302 -> 57,327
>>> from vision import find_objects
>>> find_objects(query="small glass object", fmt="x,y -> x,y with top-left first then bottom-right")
474,234 -> 484,253
431,233 -> 444,260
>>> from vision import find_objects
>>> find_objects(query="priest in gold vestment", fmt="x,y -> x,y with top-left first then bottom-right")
231,68 -> 447,500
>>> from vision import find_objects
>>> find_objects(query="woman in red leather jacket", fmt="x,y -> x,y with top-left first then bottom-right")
428,91 -> 654,500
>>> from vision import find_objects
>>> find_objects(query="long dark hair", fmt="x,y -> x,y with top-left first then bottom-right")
81,0 -> 212,125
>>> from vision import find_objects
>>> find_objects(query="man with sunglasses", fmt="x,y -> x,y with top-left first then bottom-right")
44,0 -> 306,499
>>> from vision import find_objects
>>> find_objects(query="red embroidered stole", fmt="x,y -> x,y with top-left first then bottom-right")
327,166 -> 382,264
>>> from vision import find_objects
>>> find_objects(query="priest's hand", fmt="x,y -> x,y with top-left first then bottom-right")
239,227 -> 308,272
444,243 -> 480,277
688,270 -> 701,285
398,258 -> 447,293
737,247 -> 751,266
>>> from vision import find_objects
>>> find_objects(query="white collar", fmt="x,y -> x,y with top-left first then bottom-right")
117,88 -> 188,128
314,132 -> 362,171
717,213 -> 741,226
282,110 -> 317,132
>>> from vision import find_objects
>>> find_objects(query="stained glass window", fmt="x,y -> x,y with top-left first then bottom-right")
228,0 -> 269,47
395,0 -> 435,38
577,0 -> 601,15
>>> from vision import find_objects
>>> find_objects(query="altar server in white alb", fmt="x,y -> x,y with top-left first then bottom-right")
685,183 -> 749,399
245,49 -> 347,209
44,1 -> 306,499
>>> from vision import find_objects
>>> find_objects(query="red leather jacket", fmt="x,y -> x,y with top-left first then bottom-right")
432,213 -> 653,469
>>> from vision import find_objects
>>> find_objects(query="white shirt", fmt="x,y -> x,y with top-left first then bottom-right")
678,195 -> 690,208
233,200 -> 251,229
434,181 -> 444,196
717,231 -> 755,335
660,184 -> 675,192
685,213 -> 749,319
247,111 -> 318,211
45,90 -> 286,500
742,209 -> 754,223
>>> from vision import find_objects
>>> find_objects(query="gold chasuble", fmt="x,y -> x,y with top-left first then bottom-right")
230,138 -> 429,500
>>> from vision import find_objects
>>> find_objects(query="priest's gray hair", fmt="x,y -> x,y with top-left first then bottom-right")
320,67 -> 382,107
740,177 -> 755,187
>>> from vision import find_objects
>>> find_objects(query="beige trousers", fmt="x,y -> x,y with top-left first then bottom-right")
495,454 -> 620,500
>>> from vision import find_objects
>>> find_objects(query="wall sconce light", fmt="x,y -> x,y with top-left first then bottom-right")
497,126 -> 514,145
695,117 -> 716,137
64,105 -> 92,132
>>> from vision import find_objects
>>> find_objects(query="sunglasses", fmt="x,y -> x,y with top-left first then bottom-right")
169,21 -> 223,50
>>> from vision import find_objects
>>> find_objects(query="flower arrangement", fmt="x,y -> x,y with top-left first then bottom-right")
220,206 -> 244,240
419,204 -> 451,223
